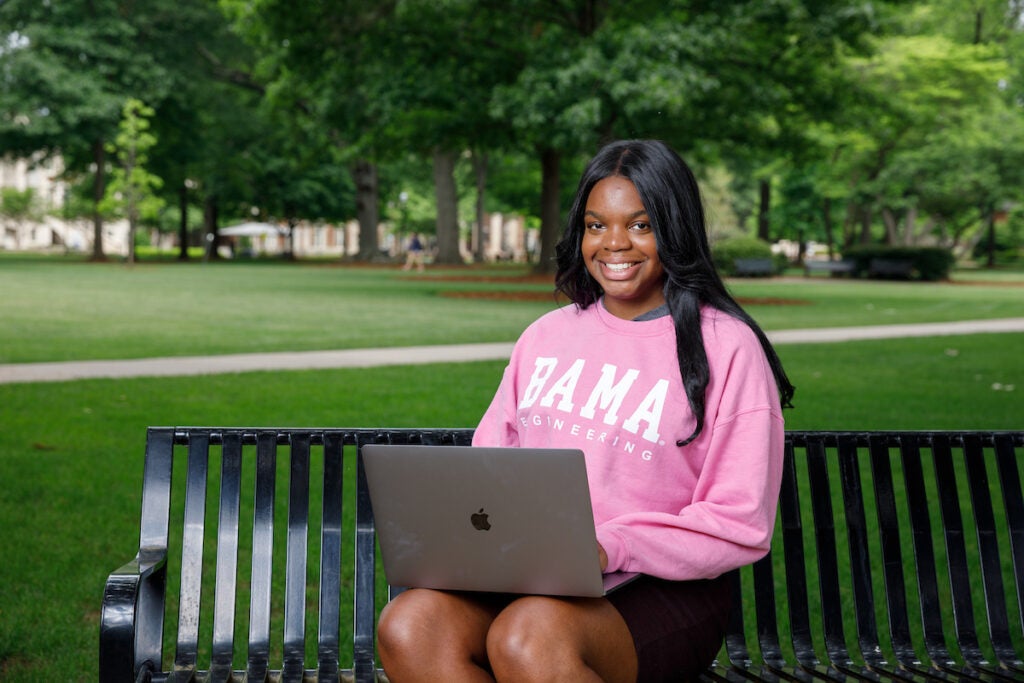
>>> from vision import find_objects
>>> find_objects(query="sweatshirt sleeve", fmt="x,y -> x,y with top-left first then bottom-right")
472,361 -> 521,448
595,406 -> 784,580
594,316 -> 785,581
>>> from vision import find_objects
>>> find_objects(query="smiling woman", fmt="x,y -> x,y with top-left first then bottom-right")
376,140 -> 796,683
580,176 -> 666,320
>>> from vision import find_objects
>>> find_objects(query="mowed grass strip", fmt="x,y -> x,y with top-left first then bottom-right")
2,257 -> 1023,363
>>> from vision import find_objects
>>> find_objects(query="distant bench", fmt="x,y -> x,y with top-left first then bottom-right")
733,258 -> 775,277
869,258 -> 915,279
101,428 -> 1024,682
803,258 -> 856,277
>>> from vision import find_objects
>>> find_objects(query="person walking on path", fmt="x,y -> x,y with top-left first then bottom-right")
403,233 -> 426,272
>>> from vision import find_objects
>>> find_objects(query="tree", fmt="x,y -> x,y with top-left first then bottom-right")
0,0 -> 174,260
0,187 -> 39,249
219,0 -> 404,261
816,16 -> 1022,255
100,98 -> 165,264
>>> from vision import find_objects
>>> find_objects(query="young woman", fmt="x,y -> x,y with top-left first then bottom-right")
376,139 -> 794,683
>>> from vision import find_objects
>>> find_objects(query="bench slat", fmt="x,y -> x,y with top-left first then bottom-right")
964,435 -> 1022,672
174,432 -> 210,669
353,437 -> 379,682
247,431 -> 278,679
867,436 -> 921,673
283,434 -> 312,679
778,441 -> 820,673
211,432 -> 242,675
996,434 -> 1024,661
317,432 -> 345,679
900,436 -> 961,672
836,436 -> 887,670
932,435 -> 985,668
807,440 -> 854,669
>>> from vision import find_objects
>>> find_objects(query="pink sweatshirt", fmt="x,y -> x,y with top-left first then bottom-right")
472,301 -> 784,581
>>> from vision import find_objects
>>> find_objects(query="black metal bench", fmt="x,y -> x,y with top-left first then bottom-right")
804,259 -> 856,277
733,258 -> 775,277
100,428 -> 1024,682
869,258 -> 915,279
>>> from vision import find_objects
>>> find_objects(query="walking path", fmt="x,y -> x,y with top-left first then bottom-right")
2,318 -> 1023,385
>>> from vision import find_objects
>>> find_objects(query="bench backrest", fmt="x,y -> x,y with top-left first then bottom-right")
107,428 -> 1024,681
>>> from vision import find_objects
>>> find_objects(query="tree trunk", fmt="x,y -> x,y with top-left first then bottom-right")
472,151 -> 488,263
859,204 -> 873,244
203,194 -> 219,260
352,159 -> 381,260
822,197 -> 835,260
985,206 -> 997,268
881,207 -> 898,245
904,205 -> 917,246
127,211 -> 137,265
757,179 -> 771,242
534,147 -> 562,274
432,148 -> 461,265
91,139 -> 106,261
178,183 -> 189,261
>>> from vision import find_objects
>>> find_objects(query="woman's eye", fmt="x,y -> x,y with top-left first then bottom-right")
629,222 -> 651,232
586,222 -> 605,231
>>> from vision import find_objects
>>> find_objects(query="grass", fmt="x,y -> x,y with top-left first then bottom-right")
0,255 -> 1022,680
1,256 -> 1022,363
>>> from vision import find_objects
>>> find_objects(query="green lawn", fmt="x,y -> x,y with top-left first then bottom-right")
1,256 -> 1022,363
0,256 -> 1021,680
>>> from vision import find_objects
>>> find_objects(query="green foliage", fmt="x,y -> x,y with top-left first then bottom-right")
100,100 -> 165,218
843,245 -> 956,281
711,236 -> 774,276
0,187 -> 39,221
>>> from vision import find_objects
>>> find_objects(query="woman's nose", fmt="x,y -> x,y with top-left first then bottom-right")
603,225 -> 630,250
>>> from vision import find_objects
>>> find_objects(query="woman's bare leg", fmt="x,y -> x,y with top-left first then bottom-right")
486,595 -> 638,683
377,588 -> 505,683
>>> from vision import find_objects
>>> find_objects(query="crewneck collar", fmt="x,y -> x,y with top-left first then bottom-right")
592,298 -> 673,336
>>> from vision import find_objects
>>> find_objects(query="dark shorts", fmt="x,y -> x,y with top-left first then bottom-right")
606,573 -> 732,683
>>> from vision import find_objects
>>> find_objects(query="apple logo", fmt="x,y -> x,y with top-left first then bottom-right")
470,508 -> 491,531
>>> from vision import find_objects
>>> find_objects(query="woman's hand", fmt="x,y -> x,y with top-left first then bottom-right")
598,543 -> 608,571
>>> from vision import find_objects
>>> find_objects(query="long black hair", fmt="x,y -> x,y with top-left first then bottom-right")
555,139 -> 795,446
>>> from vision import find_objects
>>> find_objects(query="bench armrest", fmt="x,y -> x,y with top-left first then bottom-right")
100,549 -> 167,683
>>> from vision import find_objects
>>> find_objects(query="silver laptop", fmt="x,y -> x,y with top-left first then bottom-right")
361,444 -> 639,598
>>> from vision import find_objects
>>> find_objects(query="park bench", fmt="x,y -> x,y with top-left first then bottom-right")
804,259 -> 856,277
869,258 -> 915,279
733,258 -> 775,277
100,427 -> 1024,682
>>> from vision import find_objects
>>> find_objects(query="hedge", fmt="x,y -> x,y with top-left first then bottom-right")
712,237 -> 778,276
842,245 -> 955,281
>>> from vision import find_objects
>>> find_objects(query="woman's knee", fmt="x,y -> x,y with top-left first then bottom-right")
486,596 -> 637,683
377,591 -> 430,657
378,589 -> 503,666
486,598 -> 575,675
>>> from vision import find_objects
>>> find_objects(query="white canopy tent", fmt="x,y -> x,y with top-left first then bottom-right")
218,222 -> 286,237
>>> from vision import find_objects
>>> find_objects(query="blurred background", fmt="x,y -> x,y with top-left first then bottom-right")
1,0 -> 1022,272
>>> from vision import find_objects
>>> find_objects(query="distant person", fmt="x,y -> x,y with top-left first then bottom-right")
403,233 -> 425,272
377,139 -> 795,682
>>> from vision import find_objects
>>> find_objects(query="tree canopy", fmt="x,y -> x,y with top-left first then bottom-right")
1,0 -> 1020,265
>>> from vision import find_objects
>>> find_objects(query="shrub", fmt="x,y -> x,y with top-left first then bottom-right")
711,237 -> 774,276
842,245 -> 955,281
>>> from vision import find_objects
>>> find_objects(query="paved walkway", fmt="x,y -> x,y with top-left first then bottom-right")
2,318 -> 1023,385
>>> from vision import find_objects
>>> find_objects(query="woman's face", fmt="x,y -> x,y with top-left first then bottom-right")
581,176 -> 666,320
